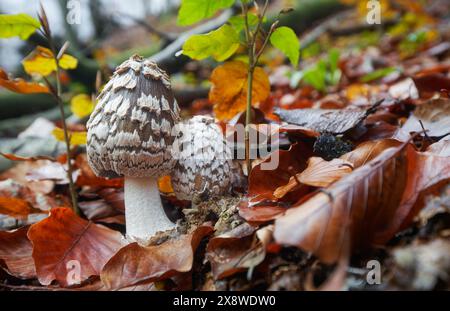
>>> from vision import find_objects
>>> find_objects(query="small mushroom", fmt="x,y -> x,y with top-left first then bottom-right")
86,55 -> 180,243
171,115 -> 233,200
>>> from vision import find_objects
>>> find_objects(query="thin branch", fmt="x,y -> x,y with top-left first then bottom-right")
117,12 -> 176,42
39,5 -> 79,214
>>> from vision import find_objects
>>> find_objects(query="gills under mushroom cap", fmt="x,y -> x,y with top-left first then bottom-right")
171,115 -> 233,200
86,55 -> 180,178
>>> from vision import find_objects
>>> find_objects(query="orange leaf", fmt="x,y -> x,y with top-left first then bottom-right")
248,143 -> 312,203
0,68 -> 49,94
75,154 -> 123,188
158,175 -> 174,194
28,207 -> 123,286
1,152 -> 55,162
274,157 -> 353,198
0,226 -> 36,279
101,224 -> 213,290
209,61 -> 270,121
0,197 -> 36,219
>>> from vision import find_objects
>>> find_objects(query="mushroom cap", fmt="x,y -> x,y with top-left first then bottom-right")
86,55 -> 180,178
170,115 -> 233,200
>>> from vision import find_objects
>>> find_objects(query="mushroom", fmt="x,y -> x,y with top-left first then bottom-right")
86,55 -> 180,243
171,115 -> 233,200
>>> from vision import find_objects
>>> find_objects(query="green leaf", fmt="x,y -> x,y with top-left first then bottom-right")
361,67 -> 398,83
303,60 -> 327,92
0,14 -> 41,40
228,13 -> 258,32
270,26 -> 300,67
177,0 -> 235,26
182,24 -> 239,61
326,49 -> 341,86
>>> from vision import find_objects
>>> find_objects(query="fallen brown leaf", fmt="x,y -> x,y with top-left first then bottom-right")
274,157 -> 353,198
206,223 -> 263,280
274,140 -> 449,263
275,107 -> 370,134
397,98 -> 450,138
28,207 -> 123,286
100,224 -> 213,290
0,196 -> 41,219
0,226 -> 36,279
248,143 -> 312,203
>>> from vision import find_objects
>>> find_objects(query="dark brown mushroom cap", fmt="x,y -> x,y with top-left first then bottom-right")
170,116 -> 232,200
86,55 -> 180,178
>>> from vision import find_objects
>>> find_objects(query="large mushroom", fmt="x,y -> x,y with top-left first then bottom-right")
86,55 -> 180,243
171,115 -> 233,201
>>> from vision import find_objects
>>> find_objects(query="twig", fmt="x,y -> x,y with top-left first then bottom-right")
117,12 -> 176,42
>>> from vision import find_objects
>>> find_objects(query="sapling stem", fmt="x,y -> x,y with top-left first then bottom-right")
242,0 -> 272,176
39,7 -> 79,214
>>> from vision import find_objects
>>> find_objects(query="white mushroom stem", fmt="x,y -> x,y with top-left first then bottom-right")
124,177 -> 175,242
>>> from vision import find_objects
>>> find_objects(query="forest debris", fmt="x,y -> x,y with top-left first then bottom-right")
417,184 -> 450,227
313,134 -> 353,160
206,223 -> 263,280
274,142 -> 450,263
392,239 -> 450,290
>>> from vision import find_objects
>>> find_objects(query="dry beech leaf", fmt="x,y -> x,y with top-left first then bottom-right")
206,223 -> 262,280
248,143 -> 312,203
397,98 -> 450,138
340,138 -> 403,168
0,196 -> 42,219
426,140 -> 450,157
0,178 -> 60,210
28,207 -> 123,286
101,224 -> 213,290
210,61 -> 270,121
0,68 -> 49,94
0,226 -> 36,279
1,153 -> 55,162
274,157 -> 353,198
242,143 -> 313,223
275,107 -> 369,134
274,141 -> 450,264
412,73 -> 450,97
238,199 -> 287,223
75,154 -> 123,188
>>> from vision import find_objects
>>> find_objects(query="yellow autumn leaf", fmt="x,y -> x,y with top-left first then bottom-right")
70,94 -> 94,118
209,61 -> 270,121
52,127 -> 87,145
22,46 -> 78,77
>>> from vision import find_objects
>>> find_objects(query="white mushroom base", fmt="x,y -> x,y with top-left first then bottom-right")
124,177 -> 176,244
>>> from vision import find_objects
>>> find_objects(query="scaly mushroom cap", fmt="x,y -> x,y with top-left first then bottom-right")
86,55 -> 180,178
171,115 -> 232,200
